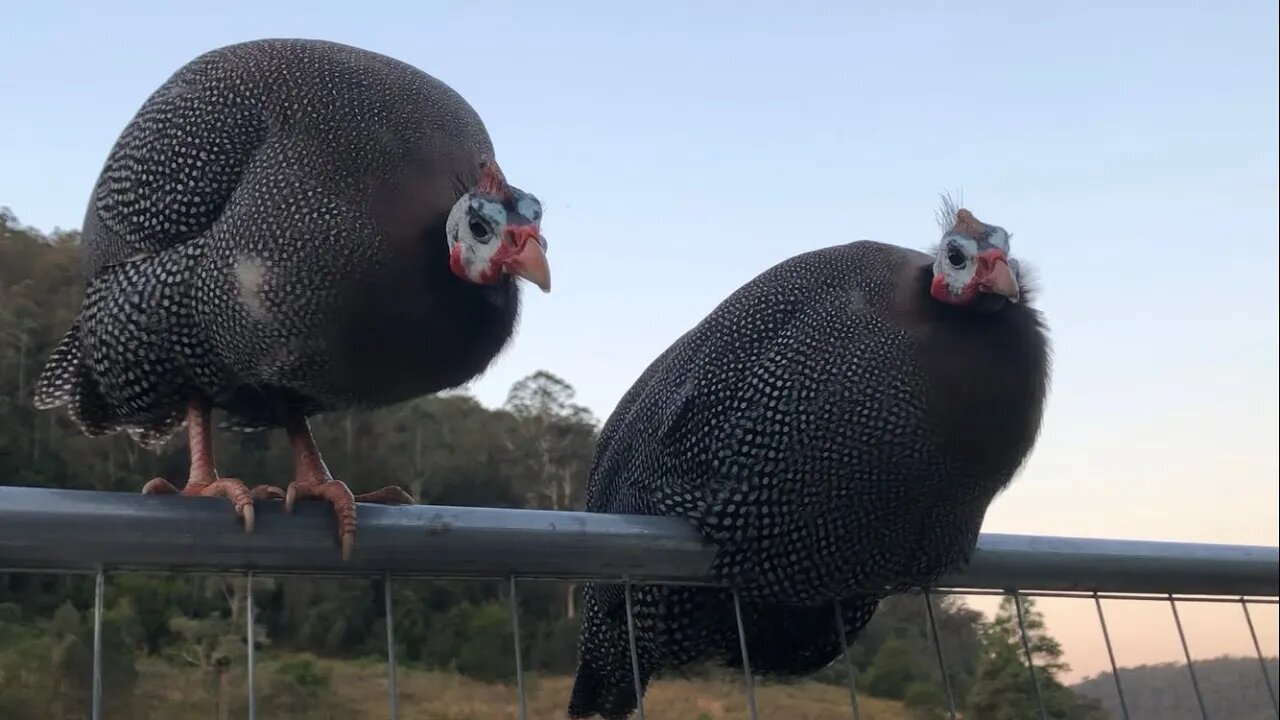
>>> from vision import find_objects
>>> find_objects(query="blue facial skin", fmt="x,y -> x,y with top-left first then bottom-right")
466,188 -> 544,246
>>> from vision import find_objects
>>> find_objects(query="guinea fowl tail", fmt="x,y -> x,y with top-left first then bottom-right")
569,583 -> 883,719
32,318 -> 118,438
32,321 -> 82,410
32,250 -> 197,450
730,592 -> 882,675
569,584 -> 649,720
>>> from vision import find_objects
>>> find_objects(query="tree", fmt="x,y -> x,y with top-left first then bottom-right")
503,370 -> 597,514
0,598 -> 138,719
864,636 -> 917,699
162,576 -> 272,720
504,371 -> 598,617
967,597 -> 1108,719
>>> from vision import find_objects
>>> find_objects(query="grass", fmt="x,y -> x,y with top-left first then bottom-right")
123,653 -> 914,720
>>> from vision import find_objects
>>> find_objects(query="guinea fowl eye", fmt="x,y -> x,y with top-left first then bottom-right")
468,217 -> 492,242
946,248 -> 966,268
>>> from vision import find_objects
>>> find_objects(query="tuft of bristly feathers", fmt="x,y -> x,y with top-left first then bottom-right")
934,190 -> 965,232
567,226 -> 1051,719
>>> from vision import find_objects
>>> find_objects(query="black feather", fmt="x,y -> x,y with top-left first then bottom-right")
569,239 -> 1051,719
33,38 -> 523,445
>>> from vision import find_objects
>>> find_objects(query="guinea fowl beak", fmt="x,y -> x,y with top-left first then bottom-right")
500,225 -> 552,293
976,249 -> 1020,303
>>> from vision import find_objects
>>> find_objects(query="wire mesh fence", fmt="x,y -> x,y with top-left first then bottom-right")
1,486 -> 1277,720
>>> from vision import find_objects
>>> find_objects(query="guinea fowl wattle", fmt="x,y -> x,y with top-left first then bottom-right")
568,203 -> 1050,720
33,38 -> 552,559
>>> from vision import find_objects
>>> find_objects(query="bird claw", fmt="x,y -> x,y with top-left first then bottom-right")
241,504 -> 256,534
284,478 -> 414,560
253,485 -> 287,501
341,531 -> 355,563
141,476 -> 280,534
354,486 -> 416,505
141,477 -> 181,496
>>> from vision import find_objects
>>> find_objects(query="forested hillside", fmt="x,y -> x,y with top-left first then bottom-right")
1071,656 -> 1279,720
4,207 -> 1263,718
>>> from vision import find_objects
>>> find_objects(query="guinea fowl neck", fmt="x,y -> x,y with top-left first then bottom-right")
910,260 -> 1050,481
915,263 -> 1010,318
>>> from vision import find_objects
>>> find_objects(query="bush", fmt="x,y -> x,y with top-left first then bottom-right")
903,681 -> 947,719
528,615 -> 582,675
452,602 -> 515,683
863,637 -> 916,699
0,600 -> 138,719
263,655 -> 354,719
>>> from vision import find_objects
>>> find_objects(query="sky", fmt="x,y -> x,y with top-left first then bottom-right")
2,0 -> 1277,685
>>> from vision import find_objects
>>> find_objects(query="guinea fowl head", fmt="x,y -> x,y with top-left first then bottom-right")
928,200 -> 1022,312
446,160 -> 551,292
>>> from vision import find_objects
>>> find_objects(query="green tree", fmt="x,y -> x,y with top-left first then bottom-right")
504,370 -> 598,618
0,598 -> 138,719
967,597 -> 1108,719
864,636 -> 917,699
162,576 -> 271,720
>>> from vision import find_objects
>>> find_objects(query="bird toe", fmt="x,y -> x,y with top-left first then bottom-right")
354,486 -> 415,505
140,477 -> 181,495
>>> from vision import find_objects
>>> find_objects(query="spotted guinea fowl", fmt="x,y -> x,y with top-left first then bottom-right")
32,38 -> 551,559
567,202 -> 1050,719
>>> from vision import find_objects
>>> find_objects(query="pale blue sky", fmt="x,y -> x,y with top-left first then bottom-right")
1,0 -> 1277,680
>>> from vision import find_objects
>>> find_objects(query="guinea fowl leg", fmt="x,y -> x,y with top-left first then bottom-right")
281,415 -> 415,560
140,398 -> 285,533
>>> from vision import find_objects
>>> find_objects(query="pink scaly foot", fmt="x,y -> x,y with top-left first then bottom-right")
140,398 -> 284,533
282,415 -> 414,560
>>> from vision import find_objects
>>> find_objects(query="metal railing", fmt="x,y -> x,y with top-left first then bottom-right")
1,485 -> 1277,720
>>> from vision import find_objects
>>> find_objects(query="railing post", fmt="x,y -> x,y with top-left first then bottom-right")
1012,592 -> 1048,720
623,578 -> 647,720
509,577 -> 527,720
1092,592 -> 1131,720
1169,595 -> 1210,720
833,600 -> 863,720
246,571 -> 256,720
1240,599 -> 1279,715
385,571 -> 399,720
91,566 -> 104,720
923,591 -> 958,720
731,590 -> 760,720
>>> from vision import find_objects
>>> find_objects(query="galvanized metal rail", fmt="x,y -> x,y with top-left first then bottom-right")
1,485 -> 1277,720
1,487 -> 1276,597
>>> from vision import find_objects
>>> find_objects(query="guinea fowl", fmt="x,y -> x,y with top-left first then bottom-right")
567,203 -> 1050,720
32,38 -> 551,560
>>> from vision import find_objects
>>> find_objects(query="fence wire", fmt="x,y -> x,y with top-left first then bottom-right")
923,590 -> 959,719
66,572 -> 1280,719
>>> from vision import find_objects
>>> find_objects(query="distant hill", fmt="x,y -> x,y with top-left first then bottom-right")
1072,655 -> 1278,720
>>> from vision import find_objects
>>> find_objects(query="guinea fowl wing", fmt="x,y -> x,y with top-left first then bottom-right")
80,38 -> 493,279
588,243 -> 937,598
79,45 -> 271,277
572,245 -> 924,719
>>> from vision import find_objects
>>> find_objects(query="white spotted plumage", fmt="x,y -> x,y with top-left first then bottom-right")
569,238 -> 1049,720
33,38 -> 518,445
